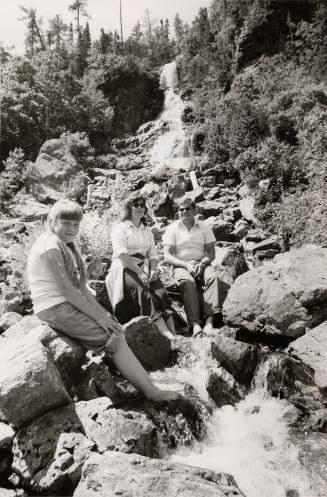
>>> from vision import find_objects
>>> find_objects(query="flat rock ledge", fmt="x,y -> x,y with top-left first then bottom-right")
73,451 -> 246,497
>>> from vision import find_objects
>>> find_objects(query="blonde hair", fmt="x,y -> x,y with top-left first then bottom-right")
47,200 -> 83,232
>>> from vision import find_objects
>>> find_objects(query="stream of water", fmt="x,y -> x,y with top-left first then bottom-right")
149,62 -> 320,497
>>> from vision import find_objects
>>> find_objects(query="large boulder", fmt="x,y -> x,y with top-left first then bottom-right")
0,333 -> 71,428
33,137 -> 81,189
287,321 -> 327,394
73,451 -> 246,497
123,317 -> 171,371
1,318 -> 86,396
223,245 -> 327,337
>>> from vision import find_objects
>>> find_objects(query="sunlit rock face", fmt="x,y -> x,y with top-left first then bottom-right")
223,245 -> 327,337
74,451 -> 246,497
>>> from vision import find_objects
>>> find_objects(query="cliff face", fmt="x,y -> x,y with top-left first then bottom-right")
99,71 -> 164,136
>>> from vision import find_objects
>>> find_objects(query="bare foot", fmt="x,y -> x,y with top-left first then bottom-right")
146,388 -> 182,402
161,330 -> 175,340
192,323 -> 202,338
203,322 -> 213,336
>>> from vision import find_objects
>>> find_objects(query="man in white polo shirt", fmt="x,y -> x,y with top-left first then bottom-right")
163,196 -> 229,337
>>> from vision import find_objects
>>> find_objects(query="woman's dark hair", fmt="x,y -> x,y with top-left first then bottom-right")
122,193 -> 148,225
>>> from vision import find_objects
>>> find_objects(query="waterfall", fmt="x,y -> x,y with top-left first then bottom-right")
151,344 -> 317,497
150,61 -> 194,174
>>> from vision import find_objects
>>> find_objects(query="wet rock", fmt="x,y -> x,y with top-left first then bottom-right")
0,312 -> 23,333
301,408 -> 327,433
148,384 -> 212,450
211,334 -> 259,385
223,245 -> 327,337
74,451 -> 246,497
207,368 -> 244,407
287,321 -> 327,394
123,317 -> 171,371
253,352 -> 326,412
290,431 -> 327,497
76,355 -> 116,401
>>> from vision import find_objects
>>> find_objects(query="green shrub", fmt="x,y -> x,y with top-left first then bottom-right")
259,189 -> 327,250
0,148 -> 30,210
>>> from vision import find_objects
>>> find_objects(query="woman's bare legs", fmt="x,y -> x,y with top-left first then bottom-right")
111,336 -> 180,401
153,316 -> 175,340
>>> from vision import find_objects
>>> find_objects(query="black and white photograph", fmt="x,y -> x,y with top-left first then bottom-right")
0,1 -> 326,496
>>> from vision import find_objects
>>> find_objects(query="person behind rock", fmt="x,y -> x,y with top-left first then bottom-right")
106,192 -> 176,340
163,196 -> 229,337
28,199 -> 180,402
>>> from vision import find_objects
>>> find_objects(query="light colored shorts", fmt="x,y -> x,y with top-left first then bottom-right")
37,301 -> 111,352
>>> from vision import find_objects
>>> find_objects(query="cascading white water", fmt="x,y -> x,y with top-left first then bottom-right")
150,61 -> 194,173
157,350 -> 317,497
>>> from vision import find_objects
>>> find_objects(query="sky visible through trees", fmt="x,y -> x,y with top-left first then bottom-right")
0,0 -> 211,54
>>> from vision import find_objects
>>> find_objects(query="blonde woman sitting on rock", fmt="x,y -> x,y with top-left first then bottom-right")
28,199 -> 180,402
106,192 -> 176,340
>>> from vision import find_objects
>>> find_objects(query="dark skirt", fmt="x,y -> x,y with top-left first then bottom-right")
114,267 -> 173,325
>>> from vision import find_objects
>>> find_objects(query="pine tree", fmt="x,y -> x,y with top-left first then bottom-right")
19,7 -> 46,57
68,0 -> 89,36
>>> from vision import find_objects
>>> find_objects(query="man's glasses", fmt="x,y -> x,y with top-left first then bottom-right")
179,206 -> 192,212
132,202 -> 146,208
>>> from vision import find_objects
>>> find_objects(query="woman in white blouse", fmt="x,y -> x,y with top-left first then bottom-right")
106,193 -> 176,339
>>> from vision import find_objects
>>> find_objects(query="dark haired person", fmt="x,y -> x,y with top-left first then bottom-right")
28,199 -> 180,401
106,193 -> 176,339
163,196 -> 229,337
